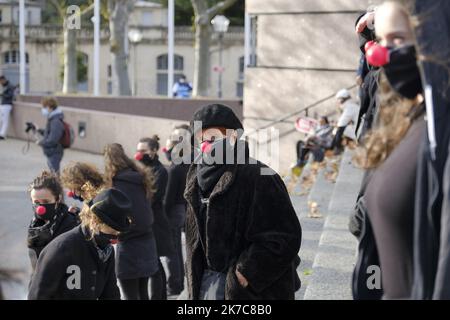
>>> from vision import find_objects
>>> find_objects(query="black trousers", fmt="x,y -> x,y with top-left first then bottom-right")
119,277 -> 149,300
150,258 -> 167,300
167,226 -> 185,293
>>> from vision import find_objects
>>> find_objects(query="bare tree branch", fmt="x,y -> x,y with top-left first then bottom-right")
206,0 -> 239,19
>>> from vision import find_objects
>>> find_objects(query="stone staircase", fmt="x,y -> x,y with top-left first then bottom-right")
285,149 -> 363,300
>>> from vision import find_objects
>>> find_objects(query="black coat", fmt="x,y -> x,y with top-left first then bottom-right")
184,160 -> 302,300
38,109 -> 65,157
411,0 -> 450,300
27,203 -> 79,271
146,158 -> 174,257
1,80 -> 15,105
112,168 -> 159,279
28,226 -> 120,300
164,162 -> 189,224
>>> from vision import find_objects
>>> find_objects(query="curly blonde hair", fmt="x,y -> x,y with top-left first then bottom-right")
354,74 -> 424,169
78,202 -> 108,239
60,162 -> 104,202
103,143 -> 156,199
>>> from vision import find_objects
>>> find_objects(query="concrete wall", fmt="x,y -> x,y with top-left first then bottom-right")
244,0 -> 381,174
8,101 -> 187,166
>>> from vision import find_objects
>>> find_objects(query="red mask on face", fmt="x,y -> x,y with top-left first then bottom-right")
134,152 -> 144,161
366,43 -> 390,67
200,141 -> 213,153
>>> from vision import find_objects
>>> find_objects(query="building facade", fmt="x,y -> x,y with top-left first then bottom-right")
0,1 -> 245,98
244,0 -> 381,173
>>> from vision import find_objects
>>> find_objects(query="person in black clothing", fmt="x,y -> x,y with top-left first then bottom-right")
27,171 -> 79,271
184,104 -> 302,300
163,124 -> 191,295
0,75 -> 15,140
353,2 -> 426,299
37,97 -> 65,173
28,188 -> 131,300
354,10 -> 380,141
103,143 -> 160,300
136,135 -> 174,299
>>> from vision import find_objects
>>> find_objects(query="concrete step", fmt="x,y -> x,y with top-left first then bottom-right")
303,149 -> 363,300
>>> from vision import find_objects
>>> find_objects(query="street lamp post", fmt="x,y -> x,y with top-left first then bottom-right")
211,15 -> 230,99
128,28 -> 143,96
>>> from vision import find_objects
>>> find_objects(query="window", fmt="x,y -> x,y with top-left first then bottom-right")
141,12 -> 152,26
157,54 -> 184,71
0,10 -> 3,23
3,51 -> 29,64
156,54 -> 185,95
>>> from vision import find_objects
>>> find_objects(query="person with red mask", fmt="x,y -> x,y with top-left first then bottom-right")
27,171 -> 79,272
28,188 -> 130,300
184,104 -> 302,300
135,137 -> 174,299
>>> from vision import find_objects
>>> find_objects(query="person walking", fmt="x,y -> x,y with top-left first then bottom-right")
37,97 -> 65,173
0,76 -> 15,140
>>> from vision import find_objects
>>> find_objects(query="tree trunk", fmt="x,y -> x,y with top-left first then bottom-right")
62,21 -> 77,94
108,0 -> 133,96
193,22 -> 211,97
191,0 -> 238,97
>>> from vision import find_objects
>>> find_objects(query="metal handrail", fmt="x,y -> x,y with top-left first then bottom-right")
246,83 -> 358,137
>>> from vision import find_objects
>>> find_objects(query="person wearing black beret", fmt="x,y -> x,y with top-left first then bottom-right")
184,103 -> 302,300
28,188 -> 132,300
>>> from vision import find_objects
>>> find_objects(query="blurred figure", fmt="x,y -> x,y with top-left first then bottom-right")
333,89 -> 360,155
136,135 -> 174,300
0,76 -> 15,140
163,124 -> 191,295
295,116 -> 334,167
37,97 -> 65,173
172,75 -> 192,98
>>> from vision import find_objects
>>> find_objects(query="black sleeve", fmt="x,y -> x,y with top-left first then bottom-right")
163,166 -> 178,218
99,253 -> 121,300
153,166 -> 168,205
28,242 -> 68,299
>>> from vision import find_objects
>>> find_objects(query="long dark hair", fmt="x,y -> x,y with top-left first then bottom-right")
103,143 -> 156,199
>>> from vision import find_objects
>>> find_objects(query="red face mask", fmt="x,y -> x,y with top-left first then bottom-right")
365,43 -> 390,67
200,140 -> 214,153
134,152 -> 144,161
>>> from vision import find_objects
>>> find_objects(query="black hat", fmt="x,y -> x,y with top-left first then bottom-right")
90,188 -> 132,232
190,104 -> 243,135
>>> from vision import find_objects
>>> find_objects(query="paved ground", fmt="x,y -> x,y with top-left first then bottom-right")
0,138 -> 105,299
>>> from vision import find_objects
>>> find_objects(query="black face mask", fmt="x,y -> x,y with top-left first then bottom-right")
383,45 -> 423,99
94,232 -> 118,249
33,203 -> 59,221
140,154 -> 158,167
73,194 -> 84,202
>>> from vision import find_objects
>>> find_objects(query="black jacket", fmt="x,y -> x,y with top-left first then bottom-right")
113,168 -> 154,240
38,108 -> 65,157
28,226 -> 120,300
146,158 -> 174,257
184,160 -> 302,300
27,203 -> 79,271
112,168 -> 159,279
1,80 -> 15,105
163,162 -> 189,220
